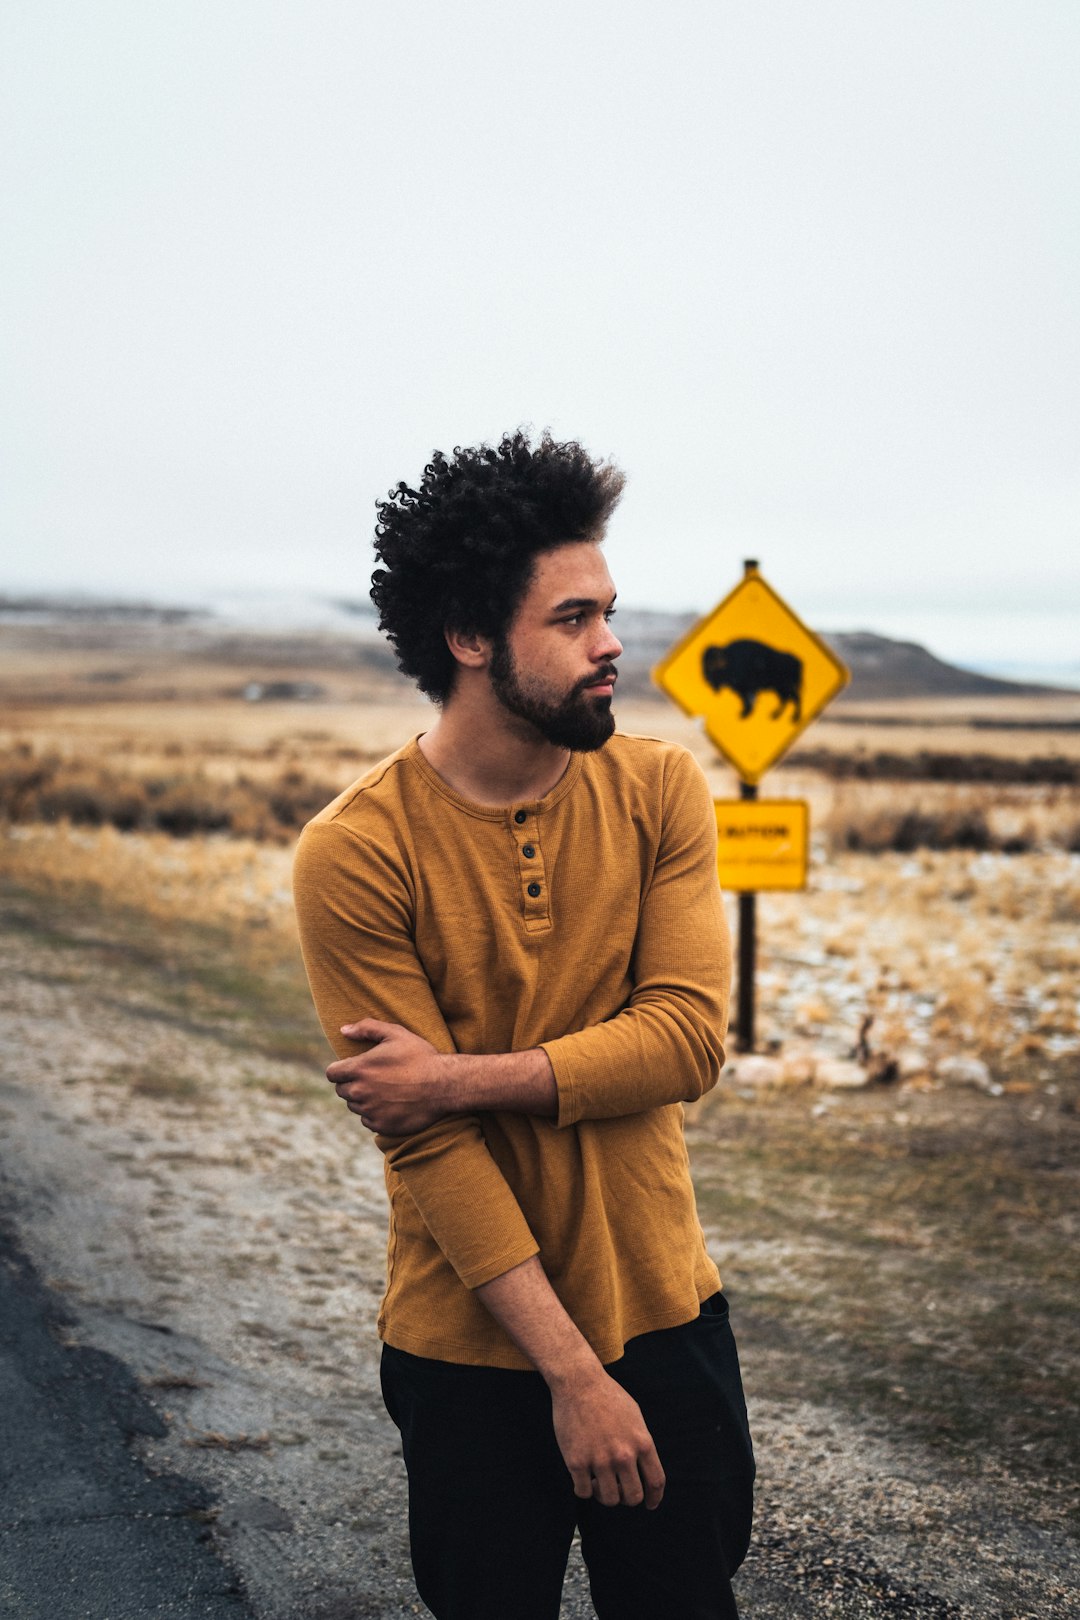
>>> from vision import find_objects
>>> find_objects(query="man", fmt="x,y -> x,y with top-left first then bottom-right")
292,431 -> 754,1620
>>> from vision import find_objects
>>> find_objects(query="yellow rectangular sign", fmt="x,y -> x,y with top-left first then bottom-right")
715,799 -> 809,891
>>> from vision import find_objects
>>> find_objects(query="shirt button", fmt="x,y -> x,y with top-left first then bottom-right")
522,844 -> 535,859
514,810 -> 527,824
527,882 -> 541,898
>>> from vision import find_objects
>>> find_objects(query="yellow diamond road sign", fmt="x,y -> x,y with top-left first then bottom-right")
653,565 -> 849,784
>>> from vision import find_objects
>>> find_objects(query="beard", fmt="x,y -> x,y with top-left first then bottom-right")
488,637 -> 617,753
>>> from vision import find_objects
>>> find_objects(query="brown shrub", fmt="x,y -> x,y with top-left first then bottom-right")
844,807 -> 992,854
820,779 -> 1079,855
0,745 -> 339,844
789,747 -> 1080,784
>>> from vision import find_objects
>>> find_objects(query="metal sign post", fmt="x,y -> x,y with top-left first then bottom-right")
653,558 -> 849,1052
737,779 -> 757,1053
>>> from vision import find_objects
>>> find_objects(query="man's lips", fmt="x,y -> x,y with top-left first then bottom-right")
582,671 -> 618,695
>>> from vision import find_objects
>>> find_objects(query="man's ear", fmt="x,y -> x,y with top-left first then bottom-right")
444,624 -> 491,671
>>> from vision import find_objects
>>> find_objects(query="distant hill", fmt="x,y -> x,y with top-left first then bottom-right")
820,631 -> 1064,702
0,593 -> 1067,703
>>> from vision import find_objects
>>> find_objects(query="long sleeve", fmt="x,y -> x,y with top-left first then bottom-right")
292,817 -> 540,1289
539,749 -> 730,1127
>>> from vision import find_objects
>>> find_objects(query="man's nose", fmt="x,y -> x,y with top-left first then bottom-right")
594,623 -> 622,663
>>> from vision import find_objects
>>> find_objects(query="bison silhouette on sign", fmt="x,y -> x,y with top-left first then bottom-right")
702,639 -> 803,721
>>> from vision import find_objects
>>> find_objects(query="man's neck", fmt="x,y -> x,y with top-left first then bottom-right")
417,689 -> 571,807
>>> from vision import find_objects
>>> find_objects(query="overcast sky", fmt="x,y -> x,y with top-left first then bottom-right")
2,1 -> 1077,666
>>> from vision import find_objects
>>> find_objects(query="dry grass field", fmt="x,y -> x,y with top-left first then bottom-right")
1,617 -> 1078,1617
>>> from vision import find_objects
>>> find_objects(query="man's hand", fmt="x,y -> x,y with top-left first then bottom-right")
549,1363 -> 666,1510
327,1019 -> 452,1135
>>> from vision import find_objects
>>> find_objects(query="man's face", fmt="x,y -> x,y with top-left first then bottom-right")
488,542 -> 622,752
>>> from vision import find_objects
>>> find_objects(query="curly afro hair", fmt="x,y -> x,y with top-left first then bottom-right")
370,430 -> 625,703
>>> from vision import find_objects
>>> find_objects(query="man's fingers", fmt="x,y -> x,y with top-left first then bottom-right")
327,1060 -> 363,1096
331,1075 -> 367,1110
336,1082 -> 372,1114
605,1447 -> 662,1510
340,1018 -> 398,1042
591,1466 -> 621,1509
639,1444 -> 666,1511
569,1465 -> 592,1501
326,1040 -> 386,1083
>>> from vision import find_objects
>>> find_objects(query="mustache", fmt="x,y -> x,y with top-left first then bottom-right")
577,665 -> 618,695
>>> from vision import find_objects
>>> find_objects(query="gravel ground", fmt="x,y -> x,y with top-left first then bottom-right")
1,919 -> 1076,1619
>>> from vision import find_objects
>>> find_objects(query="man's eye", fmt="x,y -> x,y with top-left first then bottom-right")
604,608 -> 617,622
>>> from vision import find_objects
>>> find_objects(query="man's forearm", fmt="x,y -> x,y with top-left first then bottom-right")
475,1255 -> 602,1386
440,1046 -> 557,1117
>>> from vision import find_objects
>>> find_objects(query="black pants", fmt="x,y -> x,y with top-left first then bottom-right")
380,1294 -> 755,1620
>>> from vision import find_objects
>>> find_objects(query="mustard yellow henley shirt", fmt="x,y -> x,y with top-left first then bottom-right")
292,732 -> 731,1370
